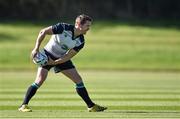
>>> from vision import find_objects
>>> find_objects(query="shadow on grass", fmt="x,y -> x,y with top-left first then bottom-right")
0,19 -> 179,43
0,33 -> 16,41
93,19 -> 180,30
1,19 -> 180,30
107,110 -> 180,114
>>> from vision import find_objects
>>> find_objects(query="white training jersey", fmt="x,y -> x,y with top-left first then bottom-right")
44,23 -> 85,58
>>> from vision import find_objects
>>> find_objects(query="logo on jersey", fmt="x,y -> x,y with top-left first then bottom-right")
61,44 -> 69,50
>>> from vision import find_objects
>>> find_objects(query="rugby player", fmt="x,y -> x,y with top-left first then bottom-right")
18,14 -> 107,112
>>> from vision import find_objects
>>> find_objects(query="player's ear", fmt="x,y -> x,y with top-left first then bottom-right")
79,24 -> 83,30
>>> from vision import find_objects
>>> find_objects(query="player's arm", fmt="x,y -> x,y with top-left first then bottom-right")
32,23 -> 65,58
47,49 -> 78,65
31,26 -> 53,58
47,39 -> 84,65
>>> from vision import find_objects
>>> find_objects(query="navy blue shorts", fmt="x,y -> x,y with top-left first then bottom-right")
41,49 -> 75,73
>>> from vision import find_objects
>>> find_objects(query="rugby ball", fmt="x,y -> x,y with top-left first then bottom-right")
33,51 -> 48,66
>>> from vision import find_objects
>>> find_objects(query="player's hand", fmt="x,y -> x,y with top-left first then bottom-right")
31,48 -> 39,58
46,57 -> 55,65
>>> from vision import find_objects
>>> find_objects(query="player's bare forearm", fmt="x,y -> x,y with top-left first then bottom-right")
31,32 -> 45,58
47,49 -> 78,65
55,49 -> 77,64
31,26 -> 54,58
34,33 -> 45,50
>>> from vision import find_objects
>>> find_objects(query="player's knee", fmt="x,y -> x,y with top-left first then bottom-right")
31,82 -> 40,89
72,75 -> 83,84
75,81 -> 85,88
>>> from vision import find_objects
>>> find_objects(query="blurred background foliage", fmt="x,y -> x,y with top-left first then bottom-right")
0,0 -> 180,20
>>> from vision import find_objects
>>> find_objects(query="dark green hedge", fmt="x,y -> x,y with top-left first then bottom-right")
0,0 -> 180,20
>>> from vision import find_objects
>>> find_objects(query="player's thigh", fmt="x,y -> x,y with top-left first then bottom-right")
61,68 -> 82,84
35,67 -> 49,86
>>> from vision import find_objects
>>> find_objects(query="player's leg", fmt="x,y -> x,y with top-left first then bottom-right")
19,67 -> 48,112
61,68 -> 95,107
61,68 -> 107,112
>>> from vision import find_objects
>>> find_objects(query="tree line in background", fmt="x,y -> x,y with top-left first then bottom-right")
0,0 -> 180,20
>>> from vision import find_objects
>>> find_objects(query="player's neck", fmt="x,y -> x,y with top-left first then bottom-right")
74,28 -> 82,37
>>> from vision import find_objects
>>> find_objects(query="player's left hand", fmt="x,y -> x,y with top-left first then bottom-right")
46,57 -> 56,65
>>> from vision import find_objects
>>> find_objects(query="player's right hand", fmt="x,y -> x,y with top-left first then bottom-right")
31,48 -> 39,59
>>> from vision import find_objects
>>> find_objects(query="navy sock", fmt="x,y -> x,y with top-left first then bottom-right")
22,83 -> 39,105
76,82 -> 95,108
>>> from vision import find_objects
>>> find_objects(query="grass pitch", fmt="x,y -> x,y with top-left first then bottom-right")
0,70 -> 180,119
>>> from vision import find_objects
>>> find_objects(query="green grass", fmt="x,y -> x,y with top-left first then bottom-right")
0,21 -> 180,70
0,71 -> 180,118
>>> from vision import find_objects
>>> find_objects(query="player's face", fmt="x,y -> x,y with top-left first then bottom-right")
80,21 -> 91,34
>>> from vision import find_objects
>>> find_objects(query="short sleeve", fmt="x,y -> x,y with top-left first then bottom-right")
73,43 -> 85,52
73,35 -> 85,52
52,23 -> 64,34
